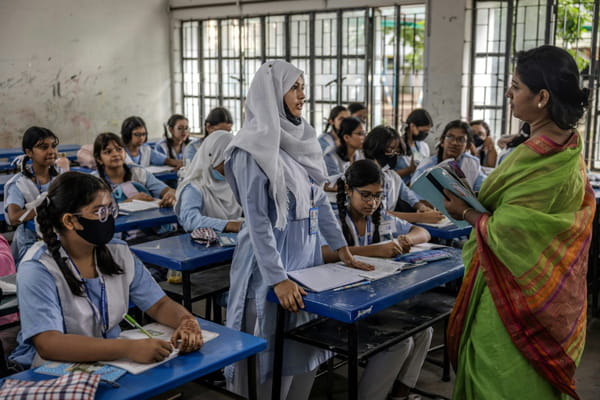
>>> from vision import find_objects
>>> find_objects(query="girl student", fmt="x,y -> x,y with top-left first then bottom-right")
120,116 -> 183,169
469,119 -> 497,168
362,126 -> 444,224
411,120 -> 486,191
3,127 -> 64,262
93,133 -> 176,208
9,172 -> 202,368
318,105 -> 350,176
184,107 -> 234,164
155,114 -> 197,162
321,159 -> 431,400
175,130 -> 243,233
394,109 -> 434,183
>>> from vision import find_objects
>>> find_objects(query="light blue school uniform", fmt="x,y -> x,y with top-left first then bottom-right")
93,165 -> 168,202
175,184 -> 228,232
318,133 -> 339,177
10,239 -> 165,367
183,139 -> 204,165
411,153 -> 486,192
124,144 -> 167,167
394,141 -> 430,184
154,138 -> 197,161
224,149 -> 347,382
382,169 -> 421,211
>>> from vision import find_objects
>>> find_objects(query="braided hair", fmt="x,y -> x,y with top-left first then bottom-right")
323,106 -> 348,135
21,126 -> 60,179
336,159 -> 385,246
335,117 -> 363,162
35,171 -> 123,296
93,133 -> 132,188
164,114 -> 190,159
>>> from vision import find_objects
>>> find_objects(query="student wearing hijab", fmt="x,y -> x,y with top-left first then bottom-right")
223,61 -> 371,400
175,130 -> 243,233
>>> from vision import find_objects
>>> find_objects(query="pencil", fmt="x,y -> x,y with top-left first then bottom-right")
332,280 -> 370,292
123,313 -> 153,338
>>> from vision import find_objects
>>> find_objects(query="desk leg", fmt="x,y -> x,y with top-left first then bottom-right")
272,305 -> 285,400
183,271 -> 192,311
248,355 -> 258,400
348,323 -> 358,400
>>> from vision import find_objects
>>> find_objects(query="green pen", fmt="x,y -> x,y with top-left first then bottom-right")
123,313 -> 153,338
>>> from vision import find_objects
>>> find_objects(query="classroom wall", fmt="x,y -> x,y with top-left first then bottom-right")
0,0 -> 172,148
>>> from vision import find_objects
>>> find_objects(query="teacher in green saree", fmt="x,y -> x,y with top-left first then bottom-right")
443,45 -> 594,399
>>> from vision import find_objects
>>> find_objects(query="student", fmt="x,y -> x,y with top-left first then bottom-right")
326,117 -> 366,177
93,133 -> 176,207
321,160 -> 432,400
395,109 -> 433,183
497,123 -> 530,166
184,107 -> 234,164
224,61 -> 370,399
175,130 -> 242,233
411,120 -> 486,191
4,127 -> 64,262
348,102 -> 368,124
469,120 -> 497,168
363,126 -> 443,224
318,106 -> 350,176
121,116 -> 182,169
9,172 -> 202,368
155,114 -> 196,162
0,234 -> 18,357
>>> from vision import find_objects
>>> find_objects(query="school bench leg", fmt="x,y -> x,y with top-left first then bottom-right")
272,304 -> 286,400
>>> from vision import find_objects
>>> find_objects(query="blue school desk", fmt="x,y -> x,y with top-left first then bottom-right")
130,233 -> 235,310
0,145 -> 80,161
0,202 -> 4,222
268,248 -> 464,400
70,166 -> 178,184
1,318 -> 266,400
0,174 -> 14,198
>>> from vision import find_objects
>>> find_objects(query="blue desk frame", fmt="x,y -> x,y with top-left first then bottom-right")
268,248 -> 464,400
2,318 -> 266,400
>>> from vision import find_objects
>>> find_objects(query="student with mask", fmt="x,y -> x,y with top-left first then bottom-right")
469,120 -> 497,168
395,109 -> 433,184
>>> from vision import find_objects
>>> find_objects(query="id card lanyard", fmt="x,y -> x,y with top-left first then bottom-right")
308,179 -> 319,235
67,252 -> 109,338
346,214 -> 371,246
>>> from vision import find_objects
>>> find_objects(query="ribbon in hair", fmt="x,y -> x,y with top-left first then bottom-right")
19,191 -> 49,223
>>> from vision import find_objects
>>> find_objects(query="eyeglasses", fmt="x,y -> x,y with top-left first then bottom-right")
34,143 -> 58,150
132,132 -> 147,138
353,190 -> 385,202
176,126 -> 190,132
444,135 -> 468,144
352,130 -> 367,137
72,203 -> 119,223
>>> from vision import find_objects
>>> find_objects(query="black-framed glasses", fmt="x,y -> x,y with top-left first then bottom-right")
354,190 -> 385,202
72,202 -> 119,223
444,135 -> 468,144
132,132 -> 148,138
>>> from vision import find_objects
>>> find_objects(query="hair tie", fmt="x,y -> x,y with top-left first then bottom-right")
11,154 -> 27,169
18,192 -> 49,223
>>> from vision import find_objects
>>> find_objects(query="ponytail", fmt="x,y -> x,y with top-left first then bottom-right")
335,177 -> 354,246
371,205 -> 382,244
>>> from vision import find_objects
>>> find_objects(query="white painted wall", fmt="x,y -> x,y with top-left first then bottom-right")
0,0 -> 172,148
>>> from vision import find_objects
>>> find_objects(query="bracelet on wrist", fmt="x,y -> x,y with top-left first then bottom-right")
461,207 -> 474,220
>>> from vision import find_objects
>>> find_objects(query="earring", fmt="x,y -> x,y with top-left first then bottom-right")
538,103 -> 543,108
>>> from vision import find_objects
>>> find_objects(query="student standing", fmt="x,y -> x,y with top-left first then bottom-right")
4,127 -> 64,262
224,61 -> 371,400
121,116 -> 182,169
9,172 -> 202,368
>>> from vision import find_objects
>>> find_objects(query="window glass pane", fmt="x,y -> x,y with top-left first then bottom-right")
183,60 -> 199,96
290,15 -> 310,57
315,13 -> 337,56
184,97 -> 201,134
266,16 -> 285,58
203,20 -> 219,58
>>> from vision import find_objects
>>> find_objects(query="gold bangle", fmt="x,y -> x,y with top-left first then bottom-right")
461,207 -> 474,220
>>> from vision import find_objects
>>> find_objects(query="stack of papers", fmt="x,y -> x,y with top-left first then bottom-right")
118,199 -> 161,213
145,165 -> 175,174
288,263 -> 364,292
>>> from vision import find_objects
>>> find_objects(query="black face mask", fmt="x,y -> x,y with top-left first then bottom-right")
473,136 -> 484,147
283,102 -> 302,126
414,131 -> 429,141
75,215 -> 115,246
377,154 -> 398,169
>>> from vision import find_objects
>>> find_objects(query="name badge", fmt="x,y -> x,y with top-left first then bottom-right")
309,207 -> 319,235
379,219 -> 394,237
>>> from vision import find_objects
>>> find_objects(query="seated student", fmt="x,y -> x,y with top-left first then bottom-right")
184,107 -> 234,164
326,117 -> 366,178
92,133 -> 176,207
4,127 -> 64,262
155,114 -> 197,163
497,123 -> 530,166
321,160 -> 432,400
175,130 -> 242,233
395,109 -> 434,184
121,116 -> 182,169
363,126 -> 444,224
9,172 -> 202,368
0,234 -> 19,357
469,119 -> 497,168
411,120 -> 486,191
319,106 -> 350,176
348,102 -> 368,124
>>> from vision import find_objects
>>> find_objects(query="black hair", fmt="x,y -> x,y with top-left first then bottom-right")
164,114 -> 190,159
93,132 -> 132,187
403,109 -> 433,156
469,120 -> 491,137
323,105 -> 348,134
204,107 -> 233,134
437,120 -> 474,161
20,126 -> 60,179
363,125 -> 401,160
121,116 -> 147,145
336,159 -> 385,246
515,45 -> 589,129
507,123 -> 531,148
336,117 -> 364,162
348,102 -> 366,114
36,171 -> 123,296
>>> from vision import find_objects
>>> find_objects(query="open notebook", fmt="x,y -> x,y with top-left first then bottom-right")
118,199 -> 161,213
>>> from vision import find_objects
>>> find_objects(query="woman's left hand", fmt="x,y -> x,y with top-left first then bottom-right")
442,189 -> 470,220
338,247 -> 374,271
160,189 -> 177,208
171,317 -> 203,353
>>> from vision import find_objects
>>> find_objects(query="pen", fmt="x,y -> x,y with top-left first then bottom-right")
123,313 -> 153,338
332,280 -> 370,292
100,378 -> 121,388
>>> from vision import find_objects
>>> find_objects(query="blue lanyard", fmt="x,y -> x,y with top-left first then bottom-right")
66,253 -> 109,337
348,215 -> 371,246
29,166 -> 48,192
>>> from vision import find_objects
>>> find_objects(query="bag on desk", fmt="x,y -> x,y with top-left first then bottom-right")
191,228 -> 219,246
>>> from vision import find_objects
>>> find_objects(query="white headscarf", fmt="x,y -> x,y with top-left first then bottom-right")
224,61 -> 327,229
176,130 -> 242,220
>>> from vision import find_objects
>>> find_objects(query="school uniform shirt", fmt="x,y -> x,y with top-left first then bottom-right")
154,138 -> 198,161
92,164 -> 168,203
346,213 -> 413,245
382,167 -> 421,211
325,149 -> 364,177
394,141 -> 431,184
183,139 -> 204,165
10,240 -> 165,368
124,144 -> 167,167
411,153 -> 486,192
318,132 -> 339,178
175,184 -> 229,232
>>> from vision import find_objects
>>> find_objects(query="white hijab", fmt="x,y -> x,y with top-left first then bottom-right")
176,130 -> 242,220
224,61 -> 327,229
